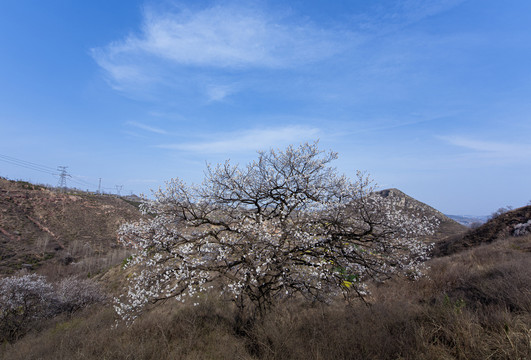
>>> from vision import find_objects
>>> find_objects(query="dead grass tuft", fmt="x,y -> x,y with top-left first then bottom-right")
1,235 -> 530,359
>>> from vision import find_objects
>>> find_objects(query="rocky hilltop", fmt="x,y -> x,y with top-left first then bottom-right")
0,178 -> 141,276
376,188 -> 467,242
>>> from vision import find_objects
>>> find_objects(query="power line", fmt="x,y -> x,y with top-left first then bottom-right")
0,153 -> 137,195
68,178 -> 94,189
0,154 -> 56,176
69,174 -> 98,188
0,153 -> 56,172
0,153 -> 96,189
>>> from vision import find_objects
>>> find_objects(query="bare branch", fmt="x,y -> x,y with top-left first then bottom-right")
116,142 -> 437,321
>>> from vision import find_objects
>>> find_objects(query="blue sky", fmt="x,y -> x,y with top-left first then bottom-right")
1,0 -> 530,215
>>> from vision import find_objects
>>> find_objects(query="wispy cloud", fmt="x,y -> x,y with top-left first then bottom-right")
348,0 -> 465,36
92,3 -> 346,80
332,112 -> 457,138
440,135 -> 531,160
91,0 -> 466,101
205,83 -> 237,102
386,0 -> 465,24
157,125 -> 320,154
127,121 -> 168,134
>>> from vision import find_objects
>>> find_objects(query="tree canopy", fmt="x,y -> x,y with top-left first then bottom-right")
117,142 -> 436,321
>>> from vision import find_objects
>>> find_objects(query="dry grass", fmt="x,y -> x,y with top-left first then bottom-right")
1,299 -> 250,360
1,235 -> 530,360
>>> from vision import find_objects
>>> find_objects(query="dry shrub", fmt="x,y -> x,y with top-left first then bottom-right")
1,235 -> 530,359
248,300 -> 425,360
427,235 -> 531,313
244,234 -> 531,360
1,297 -> 250,360
55,276 -> 107,314
416,302 -> 531,359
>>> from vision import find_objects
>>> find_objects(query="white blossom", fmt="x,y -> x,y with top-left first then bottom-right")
116,142 -> 436,319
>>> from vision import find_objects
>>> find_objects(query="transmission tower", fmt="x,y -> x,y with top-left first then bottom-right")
57,166 -> 71,192
115,185 -> 123,196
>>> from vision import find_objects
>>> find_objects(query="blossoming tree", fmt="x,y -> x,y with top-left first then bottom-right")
117,142 -> 435,321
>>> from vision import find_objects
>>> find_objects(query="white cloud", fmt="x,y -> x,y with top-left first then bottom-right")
157,125 -> 320,154
205,83 -> 236,102
440,136 -> 531,160
90,0 -> 465,101
127,121 -> 168,134
92,4 -> 345,81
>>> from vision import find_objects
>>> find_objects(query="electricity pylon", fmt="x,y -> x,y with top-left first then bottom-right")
57,166 -> 71,192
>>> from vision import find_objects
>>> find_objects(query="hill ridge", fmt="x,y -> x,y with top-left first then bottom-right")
376,188 -> 467,242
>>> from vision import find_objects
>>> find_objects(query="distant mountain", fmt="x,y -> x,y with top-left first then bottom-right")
445,215 -> 489,227
376,188 -> 468,242
0,178 -> 142,277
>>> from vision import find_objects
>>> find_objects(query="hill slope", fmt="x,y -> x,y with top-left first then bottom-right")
377,188 -> 467,242
436,204 -> 531,255
0,178 -> 141,276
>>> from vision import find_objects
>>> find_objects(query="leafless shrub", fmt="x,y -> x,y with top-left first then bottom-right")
55,276 -> 106,314
490,206 -> 513,219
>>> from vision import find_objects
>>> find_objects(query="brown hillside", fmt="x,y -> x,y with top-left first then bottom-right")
377,188 -> 467,243
435,205 -> 531,256
0,178 -> 141,276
